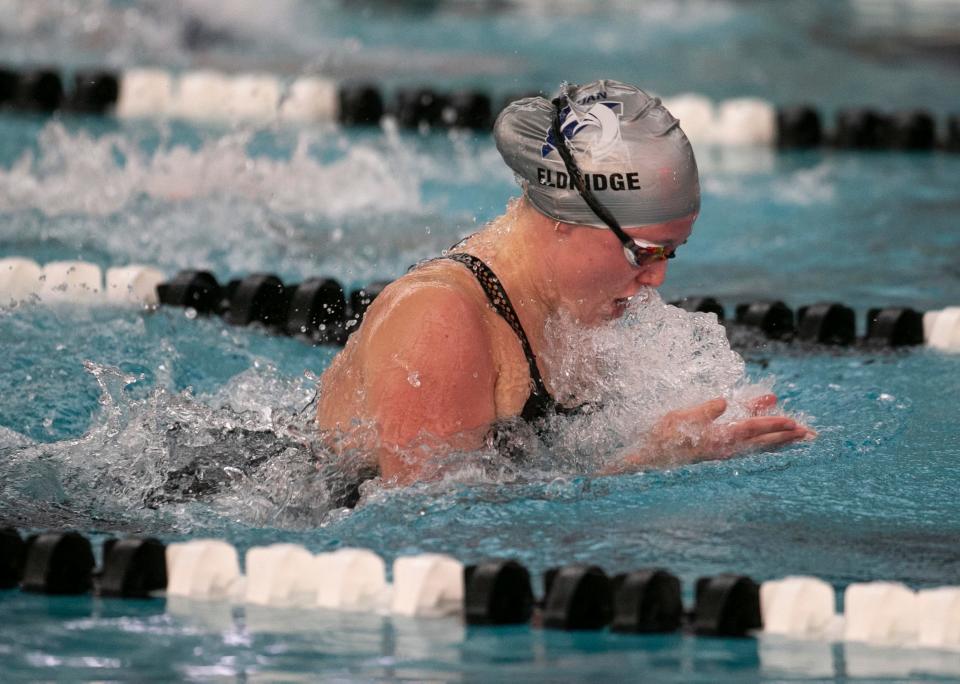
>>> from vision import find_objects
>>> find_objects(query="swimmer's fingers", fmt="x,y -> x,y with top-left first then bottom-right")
747,393 -> 778,415
712,416 -> 815,455
724,416 -> 800,442
664,397 -> 727,427
739,428 -> 811,452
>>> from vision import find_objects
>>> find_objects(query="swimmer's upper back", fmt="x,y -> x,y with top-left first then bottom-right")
316,263 -> 535,480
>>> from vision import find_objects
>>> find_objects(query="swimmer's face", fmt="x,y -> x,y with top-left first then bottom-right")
552,214 -> 695,325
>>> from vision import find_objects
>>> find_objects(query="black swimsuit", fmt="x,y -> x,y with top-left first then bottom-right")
438,252 -> 581,423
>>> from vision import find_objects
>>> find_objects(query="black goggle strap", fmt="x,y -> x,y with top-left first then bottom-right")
550,96 -> 645,267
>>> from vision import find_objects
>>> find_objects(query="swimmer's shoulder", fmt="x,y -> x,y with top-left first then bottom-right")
353,264 -> 493,362
319,262 -> 495,431
358,261 -> 492,341
354,267 -> 498,421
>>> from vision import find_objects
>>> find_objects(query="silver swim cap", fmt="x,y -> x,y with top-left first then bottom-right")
494,80 -> 700,228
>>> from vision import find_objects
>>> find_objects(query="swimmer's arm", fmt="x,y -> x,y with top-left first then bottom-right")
606,395 -> 814,473
362,286 -> 497,484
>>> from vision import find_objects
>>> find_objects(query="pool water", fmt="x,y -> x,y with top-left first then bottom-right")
1,1 -> 960,681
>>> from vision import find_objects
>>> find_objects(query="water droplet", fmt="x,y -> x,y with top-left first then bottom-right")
407,371 -> 421,388
184,308 -> 198,320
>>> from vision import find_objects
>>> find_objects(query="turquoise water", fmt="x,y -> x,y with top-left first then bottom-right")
2,1 -> 960,681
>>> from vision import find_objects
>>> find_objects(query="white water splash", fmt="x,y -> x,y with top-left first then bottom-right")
0,359 -> 350,530
0,0 -> 314,68
539,289 -> 777,468
0,123 -> 423,218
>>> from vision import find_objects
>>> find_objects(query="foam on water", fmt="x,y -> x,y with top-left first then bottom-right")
0,0 -> 314,68
0,121 -> 511,282
0,122 -> 423,217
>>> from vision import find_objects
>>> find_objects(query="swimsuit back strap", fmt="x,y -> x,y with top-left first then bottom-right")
441,252 -> 550,398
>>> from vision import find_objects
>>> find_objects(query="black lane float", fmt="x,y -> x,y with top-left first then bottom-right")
154,269 -> 929,352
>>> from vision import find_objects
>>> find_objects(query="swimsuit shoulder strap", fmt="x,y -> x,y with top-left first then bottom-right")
440,252 -> 551,401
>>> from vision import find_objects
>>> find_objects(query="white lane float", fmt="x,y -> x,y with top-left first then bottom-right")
916,587 -> 960,650
660,93 -> 715,147
244,544 -> 318,607
315,548 -> 388,611
280,76 -> 338,123
844,581 -> 919,645
38,261 -> 102,303
761,576 -> 839,638
171,70 -> 234,122
0,257 -> 43,305
116,68 -> 174,119
105,265 -> 165,305
924,307 -> 960,352
391,553 -> 464,618
224,74 -> 281,123
714,97 -> 777,146
1,258 -> 163,306
166,539 -> 242,601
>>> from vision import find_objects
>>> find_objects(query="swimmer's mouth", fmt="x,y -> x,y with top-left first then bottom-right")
612,296 -> 633,316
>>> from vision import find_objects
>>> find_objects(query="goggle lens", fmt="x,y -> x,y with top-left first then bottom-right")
623,239 -> 675,267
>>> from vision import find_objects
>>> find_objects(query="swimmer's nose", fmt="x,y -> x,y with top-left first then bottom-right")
633,260 -> 668,288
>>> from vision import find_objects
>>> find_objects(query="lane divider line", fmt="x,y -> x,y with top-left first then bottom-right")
0,64 -> 957,150
4,528 -> 960,653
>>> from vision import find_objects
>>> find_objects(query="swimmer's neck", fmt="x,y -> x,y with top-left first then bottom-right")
457,202 -> 561,349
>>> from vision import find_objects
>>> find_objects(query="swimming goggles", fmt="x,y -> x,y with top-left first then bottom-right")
550,96 -> 675,267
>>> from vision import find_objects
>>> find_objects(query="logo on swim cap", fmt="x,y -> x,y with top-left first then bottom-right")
541,100 -> 624,162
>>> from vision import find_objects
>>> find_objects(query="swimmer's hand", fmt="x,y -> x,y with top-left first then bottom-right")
615,394 -> 814,471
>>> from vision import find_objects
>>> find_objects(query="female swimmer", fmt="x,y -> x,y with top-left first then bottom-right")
317,79 -> 813,484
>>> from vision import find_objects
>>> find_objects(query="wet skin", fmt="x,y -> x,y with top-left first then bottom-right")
316,198 -> 814,483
